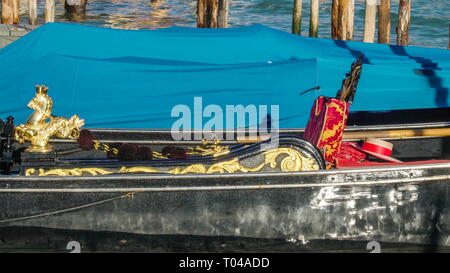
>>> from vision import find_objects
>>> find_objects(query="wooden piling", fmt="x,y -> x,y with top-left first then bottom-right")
45,0 -> 55,23
346,0 -> 354,40
309,0 -> 319,37
338,0 -> 349,40
12,0 -> 19,24
197,0 -> 221,28
292,0 -> 302,35
378,0 -> 391,44
209,0 -> 218,28
1,0 -> 20,24
28,0 -> 37,25
363,0 -> 377,43
65,0 -> 88,14
197,0 -> 206,28
1,0 -> 13,24
331,0 -> 340,39
217,0 -> 228,28
396,0 -> 411,46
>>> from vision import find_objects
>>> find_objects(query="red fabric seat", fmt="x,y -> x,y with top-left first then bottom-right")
335,142 -> 450,168
336,158 -> 450,169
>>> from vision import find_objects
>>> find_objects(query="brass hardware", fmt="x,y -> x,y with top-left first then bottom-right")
15,85 -> 85,153
25,147 -> 320,176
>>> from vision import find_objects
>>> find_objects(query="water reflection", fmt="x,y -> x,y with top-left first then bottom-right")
70,0 -> 196,30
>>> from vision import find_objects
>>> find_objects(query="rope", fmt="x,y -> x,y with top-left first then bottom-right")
92,140 -> 119,155
92,140 -> 168,159
0,191 -> 141,224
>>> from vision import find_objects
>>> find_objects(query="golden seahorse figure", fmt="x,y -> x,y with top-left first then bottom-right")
15,85 -> 85,152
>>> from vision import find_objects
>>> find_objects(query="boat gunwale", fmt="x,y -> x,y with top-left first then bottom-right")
0,173 -> 448,193
1,161 -> 450,183
83,121 -> 450,134
32,122 -> 450,144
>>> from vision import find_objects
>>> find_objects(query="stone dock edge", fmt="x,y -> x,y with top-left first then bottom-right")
0,24 -> 40,48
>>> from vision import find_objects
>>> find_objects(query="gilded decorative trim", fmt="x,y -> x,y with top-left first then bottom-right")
25,147 -> 320,176
26,168 -> 115,176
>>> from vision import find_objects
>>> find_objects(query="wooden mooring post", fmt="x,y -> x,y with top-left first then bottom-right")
332,0 -> 355,41
396,0 -> 411,46
218,0 -> 229,28
65,0 -> 88,14
197,0 -> 228,28
338,0 -> 349,40
378,0 -> 391,44
1,0 -> 20,24
363,0 -> 377,43
28,0 -> 37,25
331,0 -> 339,39
45,0 -> 55,23
346,0 -> 354,40
309,0 -> 319,37
292,0 -> 302,35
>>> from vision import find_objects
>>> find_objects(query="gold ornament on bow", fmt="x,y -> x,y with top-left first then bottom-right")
15,85 -> 85,153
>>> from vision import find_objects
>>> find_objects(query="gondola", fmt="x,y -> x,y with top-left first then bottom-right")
0,120 -> 449,247
0,68 -> 449,249
0,23 -> 449,250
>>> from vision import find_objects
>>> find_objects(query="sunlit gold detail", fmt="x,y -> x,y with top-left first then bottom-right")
187,138 -> 230,157
25,168 -> 36,176
118,166 -> 160,174
169,164 -> 208,174
152,151 -> 168,159
25,168 -> 114,176
206,158 -> 266,173
15,85 -> 85,153
92,140 -> 120,155
263,148 -> 320,171
27,147 -> 320,176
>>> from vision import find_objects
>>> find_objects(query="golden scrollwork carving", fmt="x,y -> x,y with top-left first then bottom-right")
15,85 -> 85,153
27,168 -> 115,176
168,164 -> 208,174
25,147 -> 320,176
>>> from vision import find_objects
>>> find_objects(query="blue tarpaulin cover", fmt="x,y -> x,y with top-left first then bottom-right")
0,23 -> 450,129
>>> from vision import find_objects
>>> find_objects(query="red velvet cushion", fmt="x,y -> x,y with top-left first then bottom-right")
303,96 -> 349,167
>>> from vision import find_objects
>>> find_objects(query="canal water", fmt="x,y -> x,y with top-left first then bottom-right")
17,0 -> 450,49
1,226 -> 449,253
